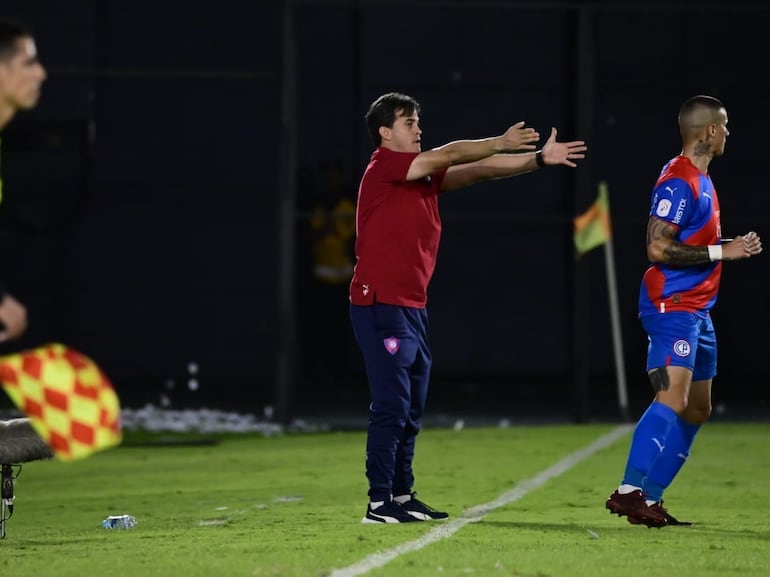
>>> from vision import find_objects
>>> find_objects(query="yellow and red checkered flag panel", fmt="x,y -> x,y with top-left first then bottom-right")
0,343 -> 122,461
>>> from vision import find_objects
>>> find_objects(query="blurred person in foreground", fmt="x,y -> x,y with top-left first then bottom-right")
350,92 -> 587,523
0,19 -> 46,343
606,95 -> 762,528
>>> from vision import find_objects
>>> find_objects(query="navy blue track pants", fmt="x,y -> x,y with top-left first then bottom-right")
349,303 -> 432,502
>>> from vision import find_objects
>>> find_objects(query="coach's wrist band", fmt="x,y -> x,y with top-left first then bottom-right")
535,150 -> 545,168
707,245 -> 723,261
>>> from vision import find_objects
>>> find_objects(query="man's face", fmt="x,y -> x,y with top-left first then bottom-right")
0,37 -> 47,111
710,108 -> 729,157
380,109 -> 422,153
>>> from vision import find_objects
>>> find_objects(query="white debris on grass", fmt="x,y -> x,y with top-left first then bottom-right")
119,404 -> 326,434
198,518 -> 230,526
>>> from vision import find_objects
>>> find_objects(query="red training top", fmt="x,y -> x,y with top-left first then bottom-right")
349,147 -> 447,308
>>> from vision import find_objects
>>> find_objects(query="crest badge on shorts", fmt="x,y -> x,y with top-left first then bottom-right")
673,339 -> 691,357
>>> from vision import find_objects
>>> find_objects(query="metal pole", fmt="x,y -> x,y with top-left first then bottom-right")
604,237 -> 630,422
570,7 -> 596,423
275,0 -> 299,424
1,464 -> 14,539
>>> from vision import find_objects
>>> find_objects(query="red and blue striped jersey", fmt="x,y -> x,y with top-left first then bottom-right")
638,155 -> 722,318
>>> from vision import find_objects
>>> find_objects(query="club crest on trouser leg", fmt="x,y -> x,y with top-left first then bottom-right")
383,337 -> 400,355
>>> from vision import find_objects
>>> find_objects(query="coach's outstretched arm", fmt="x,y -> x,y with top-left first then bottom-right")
406,121 -> 540,181
441,126 -> 587,192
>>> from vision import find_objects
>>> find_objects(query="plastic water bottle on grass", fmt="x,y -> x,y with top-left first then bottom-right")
102,514 -> 137,529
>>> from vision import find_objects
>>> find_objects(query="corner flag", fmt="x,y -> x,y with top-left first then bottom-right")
574,181 -> 612,257
0,344 -> 122,461
571,181 -> 630,421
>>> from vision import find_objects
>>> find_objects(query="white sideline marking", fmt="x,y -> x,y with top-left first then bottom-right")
329,424 -> 632,577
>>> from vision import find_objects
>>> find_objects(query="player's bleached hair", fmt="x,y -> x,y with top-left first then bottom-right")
0,20 -> 32,62
365,92 -> 421,146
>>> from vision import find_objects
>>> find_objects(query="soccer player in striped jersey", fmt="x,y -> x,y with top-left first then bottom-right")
606,95 -> 762,527
350,92 -> 587,523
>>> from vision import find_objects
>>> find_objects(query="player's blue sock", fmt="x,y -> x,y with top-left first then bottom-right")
643,416 -> 700,502
621,402 -> 678,489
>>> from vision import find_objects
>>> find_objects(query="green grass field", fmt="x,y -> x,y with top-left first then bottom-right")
2,421 -> 769,577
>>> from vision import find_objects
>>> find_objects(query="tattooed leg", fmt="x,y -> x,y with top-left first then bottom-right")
649,368 -> 670,393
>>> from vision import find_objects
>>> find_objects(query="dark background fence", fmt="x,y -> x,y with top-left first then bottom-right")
1,1 -> 768,422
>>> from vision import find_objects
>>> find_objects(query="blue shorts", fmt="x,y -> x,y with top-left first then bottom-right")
641,311 -> 717,381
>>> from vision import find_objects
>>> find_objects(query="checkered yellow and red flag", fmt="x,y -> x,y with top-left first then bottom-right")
0,343 -> 122,461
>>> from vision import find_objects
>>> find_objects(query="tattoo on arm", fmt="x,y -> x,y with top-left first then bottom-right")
662,243 -> 710,265
649,368 -> 670,393
647,219 -> 710,265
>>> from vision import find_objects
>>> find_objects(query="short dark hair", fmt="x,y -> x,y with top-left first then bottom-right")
679,95 -> 725,122
364,92 -> 420,146
0,20 -> 32,62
